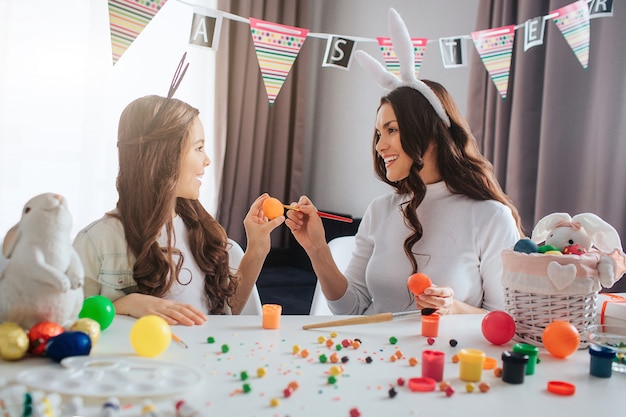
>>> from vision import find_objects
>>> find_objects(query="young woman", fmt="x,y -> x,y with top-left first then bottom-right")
286,82 -> 523,315
74,95 -> 283,325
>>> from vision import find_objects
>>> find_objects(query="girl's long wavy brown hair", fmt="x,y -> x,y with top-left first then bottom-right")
113,95 -> 238,314
372,82 -> 523,273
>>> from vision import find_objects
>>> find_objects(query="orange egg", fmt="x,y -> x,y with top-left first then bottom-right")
262,197 -> 284,220
407,273 -> 432,295
542,321 -> 580,358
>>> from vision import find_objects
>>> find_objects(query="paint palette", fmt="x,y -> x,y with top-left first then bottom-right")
16,356 -> 203,397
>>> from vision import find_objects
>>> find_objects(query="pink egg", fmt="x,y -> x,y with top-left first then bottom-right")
481,311 -> 516,345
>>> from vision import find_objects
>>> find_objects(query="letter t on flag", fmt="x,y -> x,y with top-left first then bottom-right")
249,18 -> 309,105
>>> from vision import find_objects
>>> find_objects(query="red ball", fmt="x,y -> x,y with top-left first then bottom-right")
481,311 -> 516,345
28,321 -> 65,356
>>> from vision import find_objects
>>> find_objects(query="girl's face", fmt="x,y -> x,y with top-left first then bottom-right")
176,117 -> 210,200
375,103 -> 412,182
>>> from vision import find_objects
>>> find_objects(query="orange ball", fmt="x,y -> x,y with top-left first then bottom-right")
262,197 -> 284,220
542,321 -> 580,358
407,273 -> 432,295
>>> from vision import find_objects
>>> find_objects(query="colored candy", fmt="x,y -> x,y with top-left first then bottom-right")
0,322 -> 29,360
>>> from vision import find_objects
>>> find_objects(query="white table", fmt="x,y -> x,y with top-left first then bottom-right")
0,312 -> 622,417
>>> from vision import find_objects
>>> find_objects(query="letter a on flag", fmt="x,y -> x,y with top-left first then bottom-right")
249,18 -> 309,105
551,0 -> 590,69
471,25 -> 516,100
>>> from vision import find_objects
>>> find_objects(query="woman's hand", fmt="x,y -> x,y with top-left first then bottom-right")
114,293 -> 207,326
284,195 -> 327,253
414,286 -> 455,315
243,194 -> 285,256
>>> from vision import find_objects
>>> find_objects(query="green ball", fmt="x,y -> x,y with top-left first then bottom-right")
79,295 -> 116,330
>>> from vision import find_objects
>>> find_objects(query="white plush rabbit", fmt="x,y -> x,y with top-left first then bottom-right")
531,212 -> 626,288
0,193 -> 84,329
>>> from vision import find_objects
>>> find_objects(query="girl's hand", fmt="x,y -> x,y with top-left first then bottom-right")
114,293 -> 207,326
243,194 -> 285,256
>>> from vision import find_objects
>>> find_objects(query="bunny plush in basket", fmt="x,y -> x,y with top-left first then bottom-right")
528,213 -> 626,291
502,212 -> 626,346
0,193 -> 84,329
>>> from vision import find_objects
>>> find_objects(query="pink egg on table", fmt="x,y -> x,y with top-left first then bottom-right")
481,310 -> 516,345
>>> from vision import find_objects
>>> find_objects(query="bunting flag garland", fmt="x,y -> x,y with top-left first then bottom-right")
551,0 -> 590,69
377,37 -> 428,79
249,18 -> 309,105
109,0 -> 612,103
108,0 -> 169,65
471,25 -> 516,99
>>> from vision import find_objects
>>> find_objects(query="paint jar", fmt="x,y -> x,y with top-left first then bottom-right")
501,351 -> 528,384
513,343 -> 539,375
589,345 -> 616,378
421,350 -> 445,381
262,304 -> 282,329
458,348 -> 486,382
421,313 -> 440,338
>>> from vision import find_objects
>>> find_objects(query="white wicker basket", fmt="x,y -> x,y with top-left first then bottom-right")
501,249 -> 601,348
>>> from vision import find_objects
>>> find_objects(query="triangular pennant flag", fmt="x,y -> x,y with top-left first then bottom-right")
551,0 -> 590,69
471,25 -> 516,99
377,37 -> 428,79
108,0 -> 168,65
249,18 -> 309,105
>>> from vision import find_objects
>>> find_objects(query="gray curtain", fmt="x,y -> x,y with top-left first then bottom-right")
467,0 -> 626,289
215,0 -> 311,248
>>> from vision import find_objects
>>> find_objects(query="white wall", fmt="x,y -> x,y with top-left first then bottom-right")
305,0 -> 480,218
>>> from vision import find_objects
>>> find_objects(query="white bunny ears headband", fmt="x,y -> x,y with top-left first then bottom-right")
354,8 -> 451,128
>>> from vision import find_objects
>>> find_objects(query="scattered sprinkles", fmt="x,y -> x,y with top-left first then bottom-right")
479,381 -> 491,393
408,357 -> 419,366
256,367 -> 267,378
365,356 -> 373,364
427,337 -> 436,345
465,383 -> 475,393
349,407 -> 362,417
388,387 -> 398,398
221,344 -> 230,353
389,336 -> 398,344
449,339 -> 458,347
206,336 -> 215,343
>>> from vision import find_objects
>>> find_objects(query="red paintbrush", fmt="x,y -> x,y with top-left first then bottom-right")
283,205 -> 353,223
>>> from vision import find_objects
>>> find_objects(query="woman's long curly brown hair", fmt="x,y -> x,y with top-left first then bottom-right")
113,95 -> 238,314
372,83 -> 523,273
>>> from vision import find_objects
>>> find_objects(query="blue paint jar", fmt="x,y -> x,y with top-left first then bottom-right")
589,345 -> 616,378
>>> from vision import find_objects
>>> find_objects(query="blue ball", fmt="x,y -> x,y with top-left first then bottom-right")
513,238 -> 539,254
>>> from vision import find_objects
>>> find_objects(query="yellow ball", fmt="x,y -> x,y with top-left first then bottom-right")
130,315 -> 171,357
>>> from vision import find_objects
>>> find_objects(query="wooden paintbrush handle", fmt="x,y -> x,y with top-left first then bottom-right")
302,312 -> 393,330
